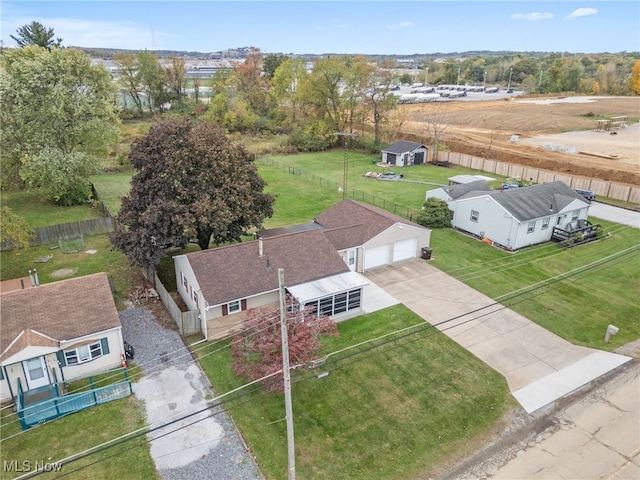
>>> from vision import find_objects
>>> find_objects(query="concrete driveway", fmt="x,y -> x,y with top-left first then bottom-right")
364,259 -> 631,413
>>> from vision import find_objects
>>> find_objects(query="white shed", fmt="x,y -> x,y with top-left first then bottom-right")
381,141 -> 428,167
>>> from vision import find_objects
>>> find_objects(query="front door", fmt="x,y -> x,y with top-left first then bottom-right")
346,249 -> 356,271
23,356 -> 49,390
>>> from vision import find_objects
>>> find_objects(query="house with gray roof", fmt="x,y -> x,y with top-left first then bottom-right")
174,200 -> 431,340
443,181 -> 591,250
426,180 -> 494,202
381,141 -> 428,167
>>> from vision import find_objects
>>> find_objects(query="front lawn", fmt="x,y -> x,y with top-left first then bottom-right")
196,305 -> 515,480
429,221 -> 640,349
0,395 -> 157,480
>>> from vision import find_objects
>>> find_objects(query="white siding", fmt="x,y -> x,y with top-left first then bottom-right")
364,244 -> 390,269
393,238 -> 417,262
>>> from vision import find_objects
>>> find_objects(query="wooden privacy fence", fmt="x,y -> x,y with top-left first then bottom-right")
432,151 -> 640,203
147,271 -> 201,337
0,216 -> 116,252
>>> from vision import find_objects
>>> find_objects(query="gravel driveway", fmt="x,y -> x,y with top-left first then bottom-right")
120,307 -> 263,480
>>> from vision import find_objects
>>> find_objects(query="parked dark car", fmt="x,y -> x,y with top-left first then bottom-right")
575,188 -> 596,202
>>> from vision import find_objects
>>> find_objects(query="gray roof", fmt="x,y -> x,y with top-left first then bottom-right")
445,180 -> 493,199
381,140 -> 425,154
459,181 -> 588,222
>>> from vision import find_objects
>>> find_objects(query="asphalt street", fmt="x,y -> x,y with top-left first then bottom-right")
589,202 -> 640,229
443,358 -> 639,480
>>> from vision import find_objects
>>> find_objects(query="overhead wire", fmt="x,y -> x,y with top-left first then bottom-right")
11,239 -> 638,476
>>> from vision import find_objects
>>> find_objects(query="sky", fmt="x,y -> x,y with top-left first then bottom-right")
1,1 -> 638,55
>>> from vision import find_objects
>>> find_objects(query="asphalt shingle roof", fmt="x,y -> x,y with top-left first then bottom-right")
314,199 -> 423,249
459,181 -> 588,222
1,273 -> 121,362
381,140 -> 425,154
186,229 -> 350,307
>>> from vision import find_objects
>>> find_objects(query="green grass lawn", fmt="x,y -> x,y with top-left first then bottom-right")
0,234 -> 136,308
0,395 -> 158,480
2,147 -> 638,480
196,305 -> 515,480
90,172 -> 135,217
429,221 -> 640,350
1,190 -> 103,228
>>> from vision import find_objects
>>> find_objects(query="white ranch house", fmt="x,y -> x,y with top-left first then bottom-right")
174,200 -> 431,340
427,181 -> 591,250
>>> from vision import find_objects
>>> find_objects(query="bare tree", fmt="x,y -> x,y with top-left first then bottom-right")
421,102 -> 450,163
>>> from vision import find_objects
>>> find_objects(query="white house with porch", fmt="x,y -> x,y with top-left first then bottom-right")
432,181 -> 591,250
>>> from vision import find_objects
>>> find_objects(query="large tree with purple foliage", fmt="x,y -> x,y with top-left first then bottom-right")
110,118 -> 274,268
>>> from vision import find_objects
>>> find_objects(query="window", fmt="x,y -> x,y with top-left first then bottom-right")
64,340 -> 104,365
228,300 -> 241,313
347,249 -> 356,267
527,221 -> 535,234
305,288 -> 362,318
470,210 -> 479,222
193,289 -> 199,307
571,211 -> 579,221
556,216 -> 564,226
542,217 -> 550,230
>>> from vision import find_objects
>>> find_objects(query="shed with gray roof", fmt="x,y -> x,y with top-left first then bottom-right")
381,141 -> 428,167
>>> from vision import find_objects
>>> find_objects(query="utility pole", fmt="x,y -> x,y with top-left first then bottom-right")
279,268 -> 296,480
424,66 -> 429,86
507,67 -> 513,92
334,132 -> 357,200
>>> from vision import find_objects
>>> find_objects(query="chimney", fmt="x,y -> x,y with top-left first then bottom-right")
258,237 -> 264,257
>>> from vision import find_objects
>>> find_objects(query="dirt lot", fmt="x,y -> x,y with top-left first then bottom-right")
398,96 -> 640,186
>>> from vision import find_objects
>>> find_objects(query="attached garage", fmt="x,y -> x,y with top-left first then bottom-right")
364,244 -> 390,270
392,238 -> 417,262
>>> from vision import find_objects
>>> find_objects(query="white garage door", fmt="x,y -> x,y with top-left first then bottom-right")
393,238 -> 417,262
364,244 -> 390,270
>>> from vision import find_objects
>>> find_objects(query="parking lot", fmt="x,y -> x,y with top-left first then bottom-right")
392,83 -> 522,103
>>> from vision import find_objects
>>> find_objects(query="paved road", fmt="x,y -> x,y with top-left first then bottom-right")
444,358 -> 640,480
590,202 -> 640,228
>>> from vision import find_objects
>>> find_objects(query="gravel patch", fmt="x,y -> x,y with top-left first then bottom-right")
120,307 -> 263,480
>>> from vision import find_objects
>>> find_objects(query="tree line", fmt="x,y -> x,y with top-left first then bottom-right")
2,21 -> 639,257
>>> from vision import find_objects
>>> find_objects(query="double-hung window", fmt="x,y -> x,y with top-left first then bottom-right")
228,300 -> 241,314
470,210 -> 479,222
527,221 -> 535,234
64,340 -> 104,365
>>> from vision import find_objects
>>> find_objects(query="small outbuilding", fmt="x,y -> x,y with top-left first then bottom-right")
381,141 -> 428,167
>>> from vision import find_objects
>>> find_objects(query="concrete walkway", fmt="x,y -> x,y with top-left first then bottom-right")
364,260 -> 631,413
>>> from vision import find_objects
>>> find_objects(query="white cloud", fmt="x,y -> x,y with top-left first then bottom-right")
510,12 -> 554,21
2,14 -> 166,50
565,8 -> 598,19
385,21 -> 414,30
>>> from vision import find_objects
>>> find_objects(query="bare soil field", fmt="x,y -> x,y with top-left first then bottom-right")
398,96 -> 640,186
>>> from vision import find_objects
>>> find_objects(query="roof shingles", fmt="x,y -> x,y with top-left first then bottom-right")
1,273 -> 121,361
187,229 -> 350,307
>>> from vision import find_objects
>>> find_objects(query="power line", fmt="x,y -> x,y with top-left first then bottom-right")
13,243 -> 638,477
